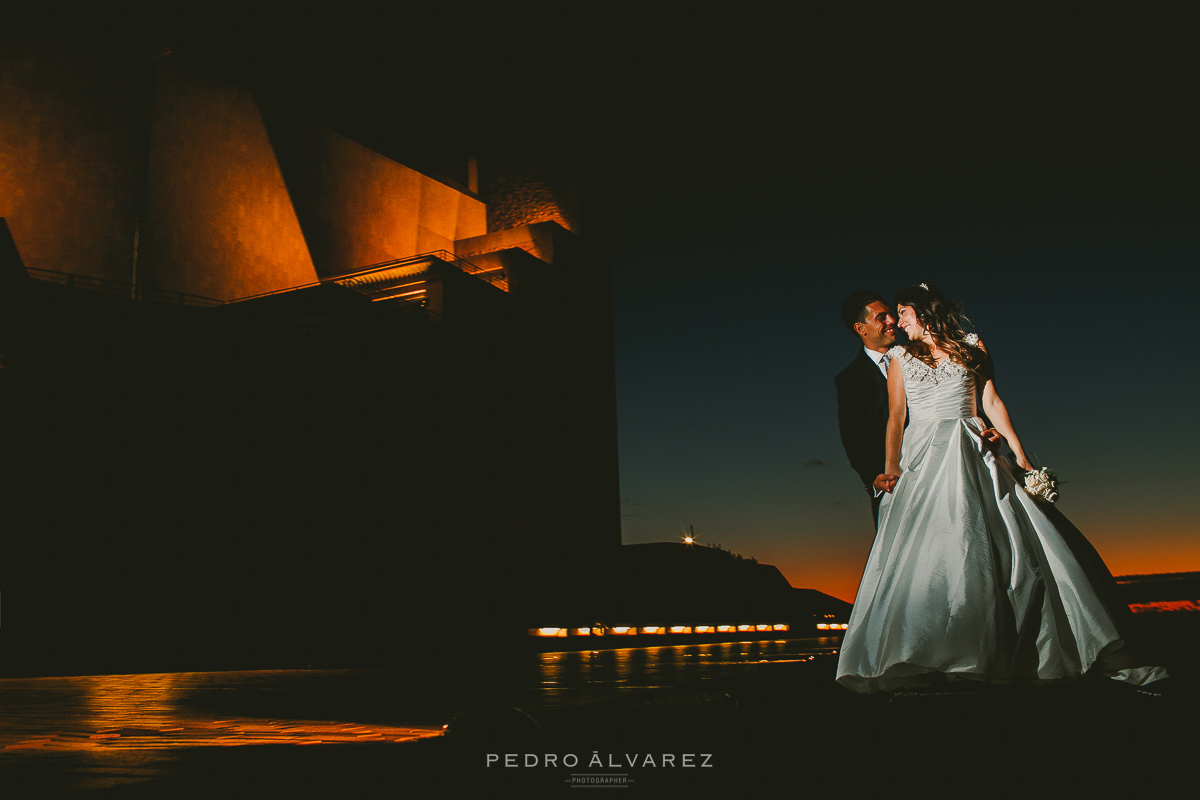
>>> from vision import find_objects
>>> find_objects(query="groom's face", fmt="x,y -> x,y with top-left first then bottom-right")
857,301 -> 897,351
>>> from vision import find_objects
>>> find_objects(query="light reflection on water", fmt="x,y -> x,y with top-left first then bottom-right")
0,639 -> 837,772
533,639 -> 837,700
0,671 -> 441,755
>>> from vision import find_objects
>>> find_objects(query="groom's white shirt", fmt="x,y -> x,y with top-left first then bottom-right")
864,346 -> 890,378
864,346 -> 892,496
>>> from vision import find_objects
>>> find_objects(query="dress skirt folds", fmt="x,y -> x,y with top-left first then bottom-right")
835,344 -> 1132,694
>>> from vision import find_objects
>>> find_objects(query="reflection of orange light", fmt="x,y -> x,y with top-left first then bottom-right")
717,625 -> 734,632
19,673 -> 443,752
1129,601 -> 1200,613
571,628 -> 592,636
669,626 -> 691,634
611,626 -> 632,634
755,624 -> 771,632
641,626 -> 665,634
773,624 -> 789,631
817,623 -> 830,630
737,625 -> 753,632
535,627 -> 566,637
695,626 -> 715,633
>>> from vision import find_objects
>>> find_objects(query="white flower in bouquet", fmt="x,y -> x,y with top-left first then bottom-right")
1023,467 -> 1059,503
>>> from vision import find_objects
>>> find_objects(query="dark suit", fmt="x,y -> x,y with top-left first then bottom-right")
835,350 -> 890,526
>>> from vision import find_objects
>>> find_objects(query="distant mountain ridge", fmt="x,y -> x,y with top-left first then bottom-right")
549,542 -> 851,631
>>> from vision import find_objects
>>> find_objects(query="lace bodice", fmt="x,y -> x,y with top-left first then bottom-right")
889,334 -> 981,421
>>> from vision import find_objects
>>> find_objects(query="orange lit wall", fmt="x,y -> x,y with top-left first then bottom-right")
138,61 -> 318,301
0,37 -> 142,280
270,123 -> 485,278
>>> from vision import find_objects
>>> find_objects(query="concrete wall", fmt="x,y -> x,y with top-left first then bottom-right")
270,122 -> 486,278
0,35 -> 143,280
139,61 -> 318,301
480,150 -> 582,235
1,39 -> 490,300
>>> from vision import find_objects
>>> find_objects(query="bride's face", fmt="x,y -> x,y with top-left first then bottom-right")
897,305 -> 927,340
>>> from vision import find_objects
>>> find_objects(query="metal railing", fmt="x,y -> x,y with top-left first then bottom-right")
24,250 -> 505,308
224,250 -> 506,304
25,268 -> 222,307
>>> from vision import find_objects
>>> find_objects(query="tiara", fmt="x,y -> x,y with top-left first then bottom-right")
919,283 -> 929,290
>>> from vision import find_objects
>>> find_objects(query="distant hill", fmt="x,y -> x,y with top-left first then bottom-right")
546,542 -> 851,630
1115,572 -> 1200,612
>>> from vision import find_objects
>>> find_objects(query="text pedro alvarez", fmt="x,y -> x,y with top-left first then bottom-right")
486,752 -> 715,768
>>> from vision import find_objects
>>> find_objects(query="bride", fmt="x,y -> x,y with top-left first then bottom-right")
835,283 -> 1166,693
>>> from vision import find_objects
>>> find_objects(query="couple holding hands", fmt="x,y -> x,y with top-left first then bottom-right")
833,283 -> 1166,694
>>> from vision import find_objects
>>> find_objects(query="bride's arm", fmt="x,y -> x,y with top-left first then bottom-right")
874,356 -> 906,494
976,340 -> 1033,471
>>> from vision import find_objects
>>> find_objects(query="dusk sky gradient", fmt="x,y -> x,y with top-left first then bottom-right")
606,99 -> 1198,600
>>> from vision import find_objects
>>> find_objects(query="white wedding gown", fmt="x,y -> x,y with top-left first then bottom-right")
836,340 -> 1163,694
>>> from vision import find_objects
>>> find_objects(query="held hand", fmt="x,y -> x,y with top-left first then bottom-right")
979,428 -> 1003,456
873,473 -> 900,494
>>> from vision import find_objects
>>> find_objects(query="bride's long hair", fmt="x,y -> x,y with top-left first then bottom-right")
895,283 -> 988,374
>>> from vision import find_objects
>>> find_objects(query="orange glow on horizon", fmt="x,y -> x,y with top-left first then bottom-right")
769,514 -> 1200,604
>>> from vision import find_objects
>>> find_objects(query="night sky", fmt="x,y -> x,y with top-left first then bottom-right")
607,98 -> 1199,600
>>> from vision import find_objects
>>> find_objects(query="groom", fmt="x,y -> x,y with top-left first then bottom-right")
836,289 -> 1002,526
835,291 -> 897,526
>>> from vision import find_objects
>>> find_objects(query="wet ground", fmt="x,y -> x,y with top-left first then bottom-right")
1,616 -> 1194,796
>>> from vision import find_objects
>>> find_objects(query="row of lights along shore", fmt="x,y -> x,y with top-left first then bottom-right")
532,624 -> 792,638
530,622 -> 849,637
530,532 -> 850,638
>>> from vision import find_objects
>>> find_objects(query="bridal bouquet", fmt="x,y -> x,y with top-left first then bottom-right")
1023,467 -> 1059,504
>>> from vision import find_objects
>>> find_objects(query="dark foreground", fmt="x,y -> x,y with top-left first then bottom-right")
1,615 -> 1194,797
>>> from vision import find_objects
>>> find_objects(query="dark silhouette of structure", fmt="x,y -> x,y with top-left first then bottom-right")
1,29 -> 617,674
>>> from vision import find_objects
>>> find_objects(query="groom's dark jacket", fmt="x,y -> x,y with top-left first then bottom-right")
835,350 -> 890,493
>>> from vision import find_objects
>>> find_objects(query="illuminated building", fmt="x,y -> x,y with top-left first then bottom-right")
0,31 -> 618,673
